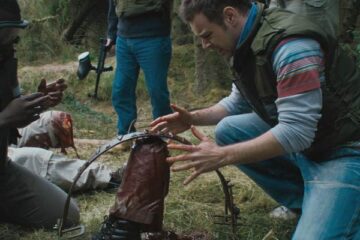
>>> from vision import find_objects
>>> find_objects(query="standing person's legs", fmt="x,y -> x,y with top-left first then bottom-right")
112,36 -> 140,135
292,148 -> 360,239
135,36 -> 172,119
215,113 -> 304,209
0,161 -> 79,229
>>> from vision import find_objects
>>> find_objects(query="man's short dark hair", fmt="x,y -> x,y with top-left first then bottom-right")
179,0 -> 252,25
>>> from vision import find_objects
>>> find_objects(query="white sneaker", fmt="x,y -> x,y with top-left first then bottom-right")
269,206 -> 298,220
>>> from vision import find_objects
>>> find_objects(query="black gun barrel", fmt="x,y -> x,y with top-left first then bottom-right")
92,38 -> 109,99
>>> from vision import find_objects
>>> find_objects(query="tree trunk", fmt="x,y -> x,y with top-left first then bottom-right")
171,0 -> 192,45
61,0 -> 98,43
193,37 -> 231,95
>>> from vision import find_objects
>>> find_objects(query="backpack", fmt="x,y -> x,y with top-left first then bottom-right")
114,0 -> 167,17
17,111 -> 79,157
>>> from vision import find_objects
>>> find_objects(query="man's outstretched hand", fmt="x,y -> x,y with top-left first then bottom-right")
0,93 -> 50,128
166,126 -> 228,185
150,104 -> 192,134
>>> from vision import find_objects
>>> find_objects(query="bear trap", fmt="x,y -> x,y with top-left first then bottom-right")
55,131 -> 240,239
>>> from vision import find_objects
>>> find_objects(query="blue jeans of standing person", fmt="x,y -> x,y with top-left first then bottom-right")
215,113 -> 360,240
112,36 -> 173,135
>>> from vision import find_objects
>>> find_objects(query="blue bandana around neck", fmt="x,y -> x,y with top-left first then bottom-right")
236,3 -> 258,48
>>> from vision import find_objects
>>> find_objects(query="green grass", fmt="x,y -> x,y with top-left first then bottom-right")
0,44 -> 297,239
0,162 -> 296,240
10,3 -> 360,239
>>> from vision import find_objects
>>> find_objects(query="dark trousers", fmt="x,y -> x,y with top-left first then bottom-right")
0,161 -> 79,229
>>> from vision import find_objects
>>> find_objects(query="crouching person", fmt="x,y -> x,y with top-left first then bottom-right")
0,0 -> 79,229
151,0 -> 360,239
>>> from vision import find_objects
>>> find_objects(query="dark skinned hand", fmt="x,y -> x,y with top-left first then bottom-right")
0,92 -> 50,128
37,78 -> 67,107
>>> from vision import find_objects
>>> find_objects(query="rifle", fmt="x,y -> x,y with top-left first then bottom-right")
77,38 -> 113,99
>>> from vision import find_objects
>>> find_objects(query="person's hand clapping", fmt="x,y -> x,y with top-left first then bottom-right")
0,93 -> 50,128
37,78 -> 67,107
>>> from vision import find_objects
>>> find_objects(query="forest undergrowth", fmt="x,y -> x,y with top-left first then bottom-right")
0,44 -> 297,240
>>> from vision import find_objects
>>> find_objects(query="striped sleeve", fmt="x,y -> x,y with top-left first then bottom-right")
270,38 -> 325,153
272,38 -> 325,97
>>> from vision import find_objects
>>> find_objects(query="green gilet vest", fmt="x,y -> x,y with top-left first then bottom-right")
233,4 -> 360,161
114,0 -> 167,18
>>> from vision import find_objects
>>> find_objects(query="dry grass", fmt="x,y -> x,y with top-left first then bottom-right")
0,127 -> 296,240
0,45 -> 296,239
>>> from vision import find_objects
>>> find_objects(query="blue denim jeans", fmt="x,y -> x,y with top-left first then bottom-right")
215,113 -> 360,240
112,36 -> 172,134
